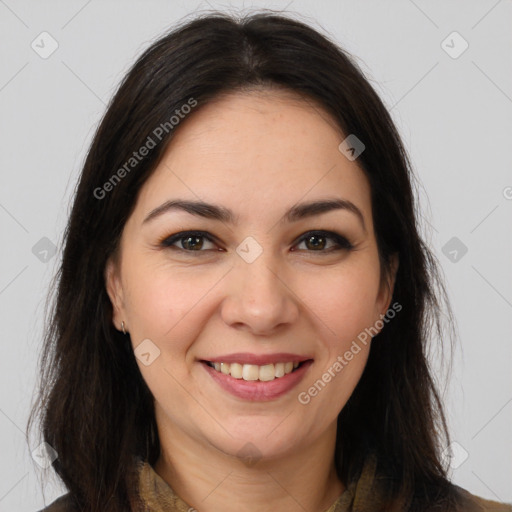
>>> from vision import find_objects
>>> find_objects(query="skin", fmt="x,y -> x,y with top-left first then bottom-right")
106,89 -> 398,512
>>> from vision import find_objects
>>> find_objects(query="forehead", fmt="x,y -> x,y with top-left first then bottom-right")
135,89 -> 372,224
167,88 -> 345,162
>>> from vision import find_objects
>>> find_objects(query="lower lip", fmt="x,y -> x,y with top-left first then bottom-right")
201,361 -> 313,401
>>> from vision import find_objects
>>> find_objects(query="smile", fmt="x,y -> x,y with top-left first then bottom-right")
205,361 -> 300,381
200,357 -> 314,401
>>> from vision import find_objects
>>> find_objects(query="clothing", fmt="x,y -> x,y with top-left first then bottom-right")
38,456 -> 512,512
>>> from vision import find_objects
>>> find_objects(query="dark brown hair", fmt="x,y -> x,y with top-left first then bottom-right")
28,10 -> 457,511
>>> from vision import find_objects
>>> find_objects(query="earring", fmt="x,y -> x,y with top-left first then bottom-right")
121,321 -> 126,335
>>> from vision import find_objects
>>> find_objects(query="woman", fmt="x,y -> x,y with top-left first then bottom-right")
29,11 -> 511,512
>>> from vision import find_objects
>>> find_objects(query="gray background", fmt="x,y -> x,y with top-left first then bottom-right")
1,0 -> 511,510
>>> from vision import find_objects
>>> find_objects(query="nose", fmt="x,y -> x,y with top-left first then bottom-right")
220,254 -> 300,336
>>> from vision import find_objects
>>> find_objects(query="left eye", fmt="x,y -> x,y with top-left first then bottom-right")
293,231 -> 354,252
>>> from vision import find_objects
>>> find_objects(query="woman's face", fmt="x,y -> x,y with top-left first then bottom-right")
106,89 -> 396,462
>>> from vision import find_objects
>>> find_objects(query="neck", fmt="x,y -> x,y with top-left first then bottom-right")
154,415 -> 345,512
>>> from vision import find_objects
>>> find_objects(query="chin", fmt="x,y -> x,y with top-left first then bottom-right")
203,421 -> 306,464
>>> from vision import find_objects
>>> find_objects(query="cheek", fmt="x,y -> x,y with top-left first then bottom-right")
297,260 -> 380,413
122,258 -> 225,351
298,260 -> 382,342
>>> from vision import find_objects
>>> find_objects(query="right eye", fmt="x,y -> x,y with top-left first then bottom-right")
160,231 -> 220,252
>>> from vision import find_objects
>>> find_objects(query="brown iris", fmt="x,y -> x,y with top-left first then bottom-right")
304,234 -> 327,250
182,235 -> 204,250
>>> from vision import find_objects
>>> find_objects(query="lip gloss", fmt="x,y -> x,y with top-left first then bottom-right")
202,360 -> 313,401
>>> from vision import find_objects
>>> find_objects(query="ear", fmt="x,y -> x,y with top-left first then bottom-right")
375,252 -> 399,319
105,257 -> 126,332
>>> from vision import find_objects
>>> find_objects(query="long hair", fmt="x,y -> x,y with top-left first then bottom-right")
28,11 -> 456,511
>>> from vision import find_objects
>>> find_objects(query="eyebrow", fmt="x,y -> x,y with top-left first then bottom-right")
143,198 -> 366,231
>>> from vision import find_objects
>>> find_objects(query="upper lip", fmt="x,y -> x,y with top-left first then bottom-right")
201,352 -> 313,365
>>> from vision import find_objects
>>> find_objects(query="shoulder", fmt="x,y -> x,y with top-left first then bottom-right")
36,492 -> 78,512
451,484 -> 512,512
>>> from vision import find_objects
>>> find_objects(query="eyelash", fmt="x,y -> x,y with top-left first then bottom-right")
159,230 -> 354,254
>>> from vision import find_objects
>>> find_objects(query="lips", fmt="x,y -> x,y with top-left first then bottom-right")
200,353 -> 313,401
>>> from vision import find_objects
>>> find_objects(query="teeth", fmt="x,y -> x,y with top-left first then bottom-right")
208,361 -> 302,381
230,363 -> 243,379
274,362 -> 285,378
242,364 -> 259,381
259,364 -> 275,382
